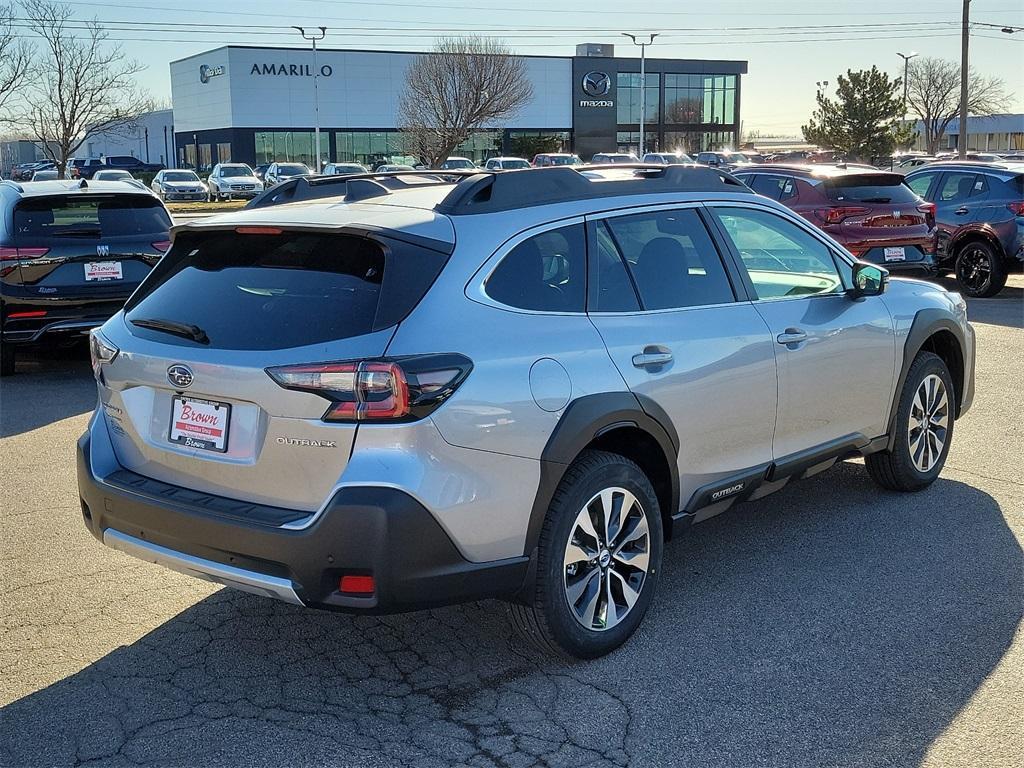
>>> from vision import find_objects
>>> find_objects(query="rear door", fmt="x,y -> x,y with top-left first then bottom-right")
10,194 -> 170,303
99,227 -> 450,511
708,204 -> 896,458
931,171 -> 979,260
586,205 -> 778,508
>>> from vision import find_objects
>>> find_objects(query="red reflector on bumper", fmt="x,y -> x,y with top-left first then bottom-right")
8,310 -> 47,319
339,575 -> 375,595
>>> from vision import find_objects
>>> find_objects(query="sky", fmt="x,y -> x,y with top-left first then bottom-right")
47,0 -> 1024,135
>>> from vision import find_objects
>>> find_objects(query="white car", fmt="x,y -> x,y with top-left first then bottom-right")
438,157 -> 477,170
92,169 -> 136,182
323,162 -> 368,176
150,170 -> 208,202
484,157 -> 531,171
375,164 -> 416,173
207,163 -> 264,200
29,169 -> 59,181
642,152 -> 694,165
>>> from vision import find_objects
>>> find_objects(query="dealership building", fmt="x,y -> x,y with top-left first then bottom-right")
170,43 -> 747,169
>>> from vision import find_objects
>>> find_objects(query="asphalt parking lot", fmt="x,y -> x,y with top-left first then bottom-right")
1,277 -> 1021,768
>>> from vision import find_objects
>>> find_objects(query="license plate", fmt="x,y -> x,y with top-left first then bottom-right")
883,247 -> 906,262
84,261 -> 123,281
169,396 -> 231,452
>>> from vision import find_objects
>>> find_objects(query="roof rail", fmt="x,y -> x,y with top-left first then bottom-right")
435,165 -> 750,215
246,169 -> 481,209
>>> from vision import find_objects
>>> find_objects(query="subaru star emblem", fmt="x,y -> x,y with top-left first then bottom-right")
96,244 -> 109,257
581,71 -> 611,97
167,364 -> 194,389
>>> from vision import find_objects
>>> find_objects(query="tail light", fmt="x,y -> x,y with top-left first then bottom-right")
89,329 -> 119,380
267,354 -> 473,423
152,240 -> 171,253
1007,201 -> 1024,216
917,202 -> 937,229
0,246 -> 49,261
814,207 -> 869,225
7,310 -> 47,319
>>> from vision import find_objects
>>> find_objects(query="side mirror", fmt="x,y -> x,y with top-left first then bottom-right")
849,262 -> 889,298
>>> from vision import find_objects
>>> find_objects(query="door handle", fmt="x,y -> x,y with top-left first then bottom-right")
954,206 -> 970,215
632,346 -> 673,369
776,329 -> 808,346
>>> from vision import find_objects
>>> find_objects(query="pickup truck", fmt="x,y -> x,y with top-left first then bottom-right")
77,155 -> 165,179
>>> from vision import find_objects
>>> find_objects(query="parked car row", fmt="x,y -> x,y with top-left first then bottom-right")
733,160 -> 1023,297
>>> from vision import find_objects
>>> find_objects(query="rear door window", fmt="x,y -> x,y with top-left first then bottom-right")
748,174 -> 795,201
485,224 -> 586,312
125,230 -> 448,349
14,196 -> 171,242
824,175 -> 920,204
602,208 -> 735,310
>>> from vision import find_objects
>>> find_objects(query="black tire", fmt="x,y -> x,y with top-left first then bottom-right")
1,342 -> 14,376
866,352 -> 955,492
954,240 -> 1007,298
509,450 -> 663,659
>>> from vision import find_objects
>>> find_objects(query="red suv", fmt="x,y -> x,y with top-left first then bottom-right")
734,164 -> 938,275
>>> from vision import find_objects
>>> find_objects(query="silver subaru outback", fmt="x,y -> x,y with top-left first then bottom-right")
78,165 -> 975,658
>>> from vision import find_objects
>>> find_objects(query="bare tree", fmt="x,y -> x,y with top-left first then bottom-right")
0,3 -> 33,124
398,37 -> 533,168
906,57 -> 1010,155
20,0 -> 152,177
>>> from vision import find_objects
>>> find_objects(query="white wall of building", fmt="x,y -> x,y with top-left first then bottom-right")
171,46 -> 572,133
82,109 -> 175,165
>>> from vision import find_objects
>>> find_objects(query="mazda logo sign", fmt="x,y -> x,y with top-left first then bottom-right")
581,71 -> 612,97
167,364 -> 194,389
199,64 -> 225,84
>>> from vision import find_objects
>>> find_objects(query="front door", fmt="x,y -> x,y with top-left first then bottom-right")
586,205 -> 778,511
708,204 -> 897,459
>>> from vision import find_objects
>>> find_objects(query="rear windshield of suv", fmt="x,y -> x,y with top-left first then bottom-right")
124,230 -> 448,350
14,195 -> 171,241
824,175 -> 920,204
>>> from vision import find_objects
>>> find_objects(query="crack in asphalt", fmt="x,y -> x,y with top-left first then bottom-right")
1,594 -> 635,768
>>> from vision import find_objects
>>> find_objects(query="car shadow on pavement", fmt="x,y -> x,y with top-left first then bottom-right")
0,464 -> 1020,768
0,345 -> 95,438
934,277 -> 1023,330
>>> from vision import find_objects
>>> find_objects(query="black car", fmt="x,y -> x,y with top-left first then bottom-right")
905,161 -> 1024,297
0,178 -> 172,375
253,164 -> 270,182
79,156 -> 165,180
12,161 -> 56,181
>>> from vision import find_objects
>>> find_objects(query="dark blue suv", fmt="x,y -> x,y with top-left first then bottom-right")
905,161 -> 1024,297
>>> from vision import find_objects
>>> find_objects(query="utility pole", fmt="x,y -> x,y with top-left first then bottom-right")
622,33 -> 659,158
959,0 -> 970,158
294,26 -> 327,172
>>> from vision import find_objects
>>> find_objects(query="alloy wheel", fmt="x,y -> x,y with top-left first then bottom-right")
563,487 -> 650,631
908,373 -> 949,473
956,246 -> 991,295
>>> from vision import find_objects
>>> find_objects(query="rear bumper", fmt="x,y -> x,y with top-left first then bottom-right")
859,246 -> 938,275
77,431 -> 529,612
2,291 -> 131,345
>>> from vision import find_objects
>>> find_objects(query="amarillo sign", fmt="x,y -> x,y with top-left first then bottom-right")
249,63 -> 334,77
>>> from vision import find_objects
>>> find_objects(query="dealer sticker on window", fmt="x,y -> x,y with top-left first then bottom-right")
169,395 -> 230,452
84,261 -> 123,281
883,247 -> 906,262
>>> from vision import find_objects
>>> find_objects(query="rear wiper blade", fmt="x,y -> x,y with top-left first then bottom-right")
56,226 -> 102,236
130,317 -> 209,344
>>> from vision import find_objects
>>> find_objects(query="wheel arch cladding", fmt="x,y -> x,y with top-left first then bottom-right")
524,392 -> 680,560
952,227 -> 1005,260
887,309 -> 967,449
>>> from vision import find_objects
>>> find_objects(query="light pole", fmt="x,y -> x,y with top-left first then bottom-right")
896,51 -> 917,116
294,25 -> 327,171
959,0 -> 970,158
622,33 -> 659,158
815,80 -> 829,97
